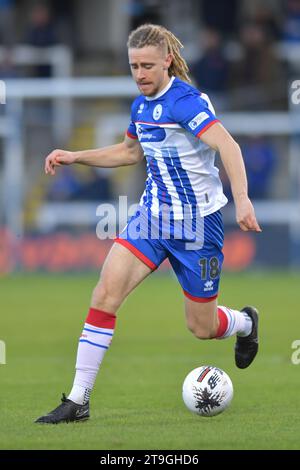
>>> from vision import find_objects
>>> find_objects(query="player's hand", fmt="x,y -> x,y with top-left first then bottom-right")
45,149 -> 77,175
235,196 -> 262,232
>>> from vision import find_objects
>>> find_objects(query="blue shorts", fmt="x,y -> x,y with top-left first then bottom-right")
116,206 -> 224,302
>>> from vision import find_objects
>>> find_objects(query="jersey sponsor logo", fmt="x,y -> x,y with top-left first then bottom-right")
153,104 -> 163,120
188,111 -> 210,130
137,124 -> 166,142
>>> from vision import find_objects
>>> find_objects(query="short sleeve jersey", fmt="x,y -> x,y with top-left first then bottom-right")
127,76 -> 228,219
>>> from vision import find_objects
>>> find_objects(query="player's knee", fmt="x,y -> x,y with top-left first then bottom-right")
91,282 -> 119,311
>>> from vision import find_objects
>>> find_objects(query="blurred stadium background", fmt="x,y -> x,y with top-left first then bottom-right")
1,0 -> 300,452
0,0 -> 300,274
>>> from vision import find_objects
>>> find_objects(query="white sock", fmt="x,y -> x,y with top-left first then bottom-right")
68,384 -> 91,405
217,306 -> 252,339
68,308 -> 116,405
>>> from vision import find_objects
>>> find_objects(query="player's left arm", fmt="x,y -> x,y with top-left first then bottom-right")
200,122 -> 262,233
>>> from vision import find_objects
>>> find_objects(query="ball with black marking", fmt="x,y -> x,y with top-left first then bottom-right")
182,366 -> 233,417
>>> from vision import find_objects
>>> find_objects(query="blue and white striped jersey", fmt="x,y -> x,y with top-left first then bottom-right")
127,76 -> 228,219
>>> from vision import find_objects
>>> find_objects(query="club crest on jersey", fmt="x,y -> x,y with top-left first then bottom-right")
188,111 -> 210,130
153,104 -> 162,121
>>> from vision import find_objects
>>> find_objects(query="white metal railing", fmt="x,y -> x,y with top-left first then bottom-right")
5,77 -> 136,98
0,45 -> 72,77
1,45 -> 74,145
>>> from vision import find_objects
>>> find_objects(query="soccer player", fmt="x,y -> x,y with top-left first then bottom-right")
35,24 -> 261,424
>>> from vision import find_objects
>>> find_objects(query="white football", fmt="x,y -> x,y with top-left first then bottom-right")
182,366 -> 233,417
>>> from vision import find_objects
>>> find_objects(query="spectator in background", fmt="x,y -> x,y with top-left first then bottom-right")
46,167 -> 83,202
282,0 -> 300,43
24,3 -> 58,77
190,28 -> 229,111
231,22 -> 285,110
200,0 -> 238,38
51,0 -> 75,47
241,136 -> 277,200
0,0 -> 15,47
220,136 -> 277,202
73,170 -> 112,201
47,167 -> 112,202
25,3 -> 58,47
253,6 -> 281,41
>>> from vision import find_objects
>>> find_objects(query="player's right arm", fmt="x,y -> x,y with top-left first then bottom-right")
45,135 -> 144,175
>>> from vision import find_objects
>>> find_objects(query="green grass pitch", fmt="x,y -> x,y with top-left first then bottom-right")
1,271 -> 300,450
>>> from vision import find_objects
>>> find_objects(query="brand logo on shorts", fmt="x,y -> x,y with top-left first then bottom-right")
188,111 -> 209,130
153,104 -> 162,120
204,280 -> 214,291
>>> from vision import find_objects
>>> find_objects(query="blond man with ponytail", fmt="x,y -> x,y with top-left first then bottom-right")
127,24 -> 191,84
36,24 -> 261,424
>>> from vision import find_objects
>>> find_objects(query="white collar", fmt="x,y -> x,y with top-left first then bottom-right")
145,76 -> 175,101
